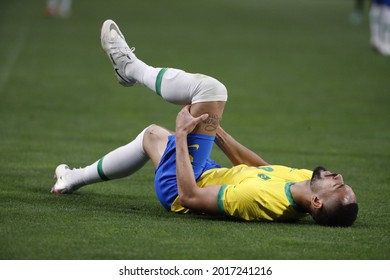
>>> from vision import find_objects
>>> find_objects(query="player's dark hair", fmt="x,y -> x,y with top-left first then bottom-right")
312,202 -> 359,227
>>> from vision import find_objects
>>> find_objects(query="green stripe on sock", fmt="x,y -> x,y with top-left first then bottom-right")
97,158 -> 110,181
155,67 -> 168,97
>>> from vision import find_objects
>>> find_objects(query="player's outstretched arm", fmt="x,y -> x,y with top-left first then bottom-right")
175,106 -> 221,213
215,126 -> 269,166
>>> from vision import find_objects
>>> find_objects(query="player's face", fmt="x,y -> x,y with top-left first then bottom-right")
310,166 -> 356,205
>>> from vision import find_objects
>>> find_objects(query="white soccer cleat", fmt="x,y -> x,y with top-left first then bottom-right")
51,164 -> 76,195
101,19 -> 137,87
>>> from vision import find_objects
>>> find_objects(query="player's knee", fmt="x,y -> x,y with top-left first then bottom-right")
143,124 -> 172,167
192,75 -> 228,104
145,124 -> 158,134
142,125 -> 157,146
143,124 -> 172,146
144,124 -> 163,141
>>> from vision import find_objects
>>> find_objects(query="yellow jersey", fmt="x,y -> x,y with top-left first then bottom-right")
171,165 -> 312,222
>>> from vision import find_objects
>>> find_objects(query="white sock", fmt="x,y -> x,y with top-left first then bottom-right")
126,58 -> 227,105
64,126 -> 150,188
58,0 -> 72,17
370,3 -> 382,48
380,5 -> 390,55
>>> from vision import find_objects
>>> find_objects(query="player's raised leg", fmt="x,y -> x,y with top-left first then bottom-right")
101,19 -> 228,108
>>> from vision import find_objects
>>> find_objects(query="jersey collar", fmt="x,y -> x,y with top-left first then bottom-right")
284,182 -> 306,213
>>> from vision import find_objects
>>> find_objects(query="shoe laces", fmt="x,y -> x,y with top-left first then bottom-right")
112,46 -> 135,60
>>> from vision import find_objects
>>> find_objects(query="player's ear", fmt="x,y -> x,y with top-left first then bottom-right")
311,195 -> 323,209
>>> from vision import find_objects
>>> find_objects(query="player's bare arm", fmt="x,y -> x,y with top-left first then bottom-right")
175,106 -> 221,213
215,126 -> 269,166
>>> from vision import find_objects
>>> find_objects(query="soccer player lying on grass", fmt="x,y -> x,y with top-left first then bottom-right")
51,19 -> 358,227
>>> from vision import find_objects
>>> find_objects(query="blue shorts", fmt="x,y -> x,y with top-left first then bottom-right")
154,133 -> 221,211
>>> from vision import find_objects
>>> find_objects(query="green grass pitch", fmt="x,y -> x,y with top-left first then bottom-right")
0,0 -> 389,260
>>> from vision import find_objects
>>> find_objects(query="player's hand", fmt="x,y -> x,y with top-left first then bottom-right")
176,105 -> 209,135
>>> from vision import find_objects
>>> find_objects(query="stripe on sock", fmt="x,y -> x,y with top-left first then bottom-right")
97,158 -> 110,181
155,67 -> 168,97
